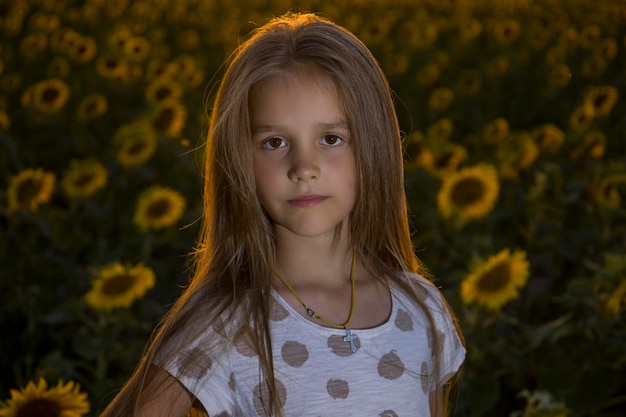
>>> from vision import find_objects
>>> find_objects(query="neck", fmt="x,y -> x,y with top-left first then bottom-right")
273,228 -> 353,288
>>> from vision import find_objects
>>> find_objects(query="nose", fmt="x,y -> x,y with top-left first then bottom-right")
288,144 -> 319,182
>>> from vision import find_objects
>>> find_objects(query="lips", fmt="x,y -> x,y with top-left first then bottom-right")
289,194 -> 328,208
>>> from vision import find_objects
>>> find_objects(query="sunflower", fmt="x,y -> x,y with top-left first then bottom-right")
579,24 -> 601,49
114,121 -> 158,167
437,164 -> 499,222
461,248 -> 530,311
457,18 -> 482,41
0,378 -> 89,417
584,85 -> 619,116
497,133 -> 539,179
428,87 -> 454,112
533,124 -> 564,153
123,36 -> 151,62
558,28 -> 578,50
150,99 -> 187,137
146,60 -> 178,81
596,38 -> 618,60
592,174 -> 626,209
31,79 -> 70,113
491,18 -> 521,44
457,69 -> 482,96
61,159 -> 107,199
404,131 -> 433,171
47,56 -> 71,78
7,168 -> 56,212
581,56 -> 607,79
571,130 -> 606,160
430,144 -> 467,177
95,55 -> 129,80
19,32 -> 48,59
482,117 -> 509,145
85,262 -> 156,311
486,55 -> 509,78
415,63 -> 440,87
107,26 -> 133,52
1,72 -> 22,93
177,29 -> 200,50
134,186 -> 186,230
548,64 -> 571,89
568,105 -> 594,132
66,36 -> 97,63
179,68 -> 205,89
145,78 -> 182,104
426,118 -> 453,142
545,47 -> 567,66
76,94 -> 108,121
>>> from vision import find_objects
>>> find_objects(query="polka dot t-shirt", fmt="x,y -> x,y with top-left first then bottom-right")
164,275 -> 465,416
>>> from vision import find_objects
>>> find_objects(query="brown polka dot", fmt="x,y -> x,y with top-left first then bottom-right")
427,329 -> 446,355
176,347 -> 212,378
270,300 -> 290,321
327,378 -> 349,399
377,350 -> 405,380
420,361 -> 430,394
281,340 -> 309,367
253,378 -> 286,416
379,411 -> 398,417
228,372 -> 236,392
327,334 -> 360,356
395,309 -> 414,331
234,333 -> 257,357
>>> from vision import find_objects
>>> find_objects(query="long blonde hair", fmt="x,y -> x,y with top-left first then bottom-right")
101,12 -> 461,417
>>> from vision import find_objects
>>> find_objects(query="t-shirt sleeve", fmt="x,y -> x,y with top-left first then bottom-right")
420,279 -> 466,386
157,335 -> 237,416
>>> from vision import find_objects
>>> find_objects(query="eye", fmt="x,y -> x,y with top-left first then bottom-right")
262,137 -> 287,149
321,134 -> 343,146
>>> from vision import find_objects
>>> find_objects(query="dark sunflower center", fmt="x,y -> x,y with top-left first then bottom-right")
155,87 -> 172,101
17,178 -> 43,204
42,88 -> 60,104
475,261 -> 511,293
16,398 -> 61,417
85,102 -> 98,114
593,94 -> 607,109
127,141 -> 148,156
74,173 -> 95,188
435,152 -> 454,169
152,108 -> 174,131
146,198 -> 172,219
451,177 -> 485,207
102,273 -> 136,296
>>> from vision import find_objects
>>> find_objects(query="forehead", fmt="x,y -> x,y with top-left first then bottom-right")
249,70 -> 346,127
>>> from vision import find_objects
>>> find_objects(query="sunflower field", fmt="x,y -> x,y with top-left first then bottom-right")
1,0 -> 625,416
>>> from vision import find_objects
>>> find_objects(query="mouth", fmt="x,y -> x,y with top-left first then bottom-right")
288,194 -> 328,208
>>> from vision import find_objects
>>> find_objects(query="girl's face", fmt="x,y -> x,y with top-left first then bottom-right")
250,71 -> 356,244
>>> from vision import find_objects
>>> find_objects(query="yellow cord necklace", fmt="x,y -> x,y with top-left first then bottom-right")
274,250 -> 358,352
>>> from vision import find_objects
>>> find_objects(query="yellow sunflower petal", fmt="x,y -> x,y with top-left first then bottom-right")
437,163 -> 499,222
0,378 -> 89,417
85,262 -> 156,311
7,168 -> 56,212
133,186 -> 186,231
461,249 -> 530,311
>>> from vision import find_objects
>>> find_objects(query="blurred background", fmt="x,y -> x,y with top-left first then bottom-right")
1,0 -> 624,416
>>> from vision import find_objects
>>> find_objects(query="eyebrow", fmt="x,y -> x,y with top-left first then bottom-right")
251,121 -> 350,135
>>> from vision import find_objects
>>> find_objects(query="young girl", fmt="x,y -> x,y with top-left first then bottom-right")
101,12 -> 464,417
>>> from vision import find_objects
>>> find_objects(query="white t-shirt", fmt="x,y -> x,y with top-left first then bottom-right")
164,275 -> 465,416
